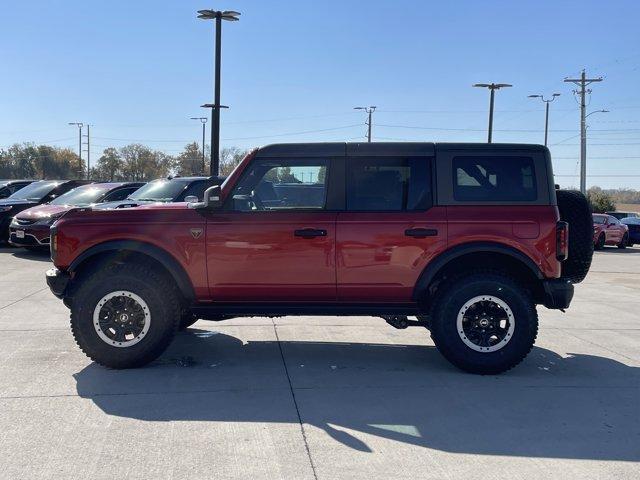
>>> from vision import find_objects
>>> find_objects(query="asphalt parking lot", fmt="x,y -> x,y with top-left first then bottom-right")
0,246 -> 638,480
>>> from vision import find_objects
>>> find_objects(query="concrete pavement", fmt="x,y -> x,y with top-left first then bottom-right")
0,246 -> 638,479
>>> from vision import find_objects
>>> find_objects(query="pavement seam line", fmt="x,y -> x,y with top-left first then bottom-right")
0,287 -> 48,310
271,319 -> 319,480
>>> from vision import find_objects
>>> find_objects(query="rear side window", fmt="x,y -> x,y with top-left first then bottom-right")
346,157 -> 432,211
453,156 -> 537,202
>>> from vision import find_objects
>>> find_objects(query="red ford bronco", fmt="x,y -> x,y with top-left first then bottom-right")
46,143 -> 593,374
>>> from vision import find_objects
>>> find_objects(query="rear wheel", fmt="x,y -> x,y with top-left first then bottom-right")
430,272 -> 538,375
70,263 -> 180,368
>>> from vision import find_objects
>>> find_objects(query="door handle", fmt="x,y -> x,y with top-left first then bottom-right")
405,228 -> 438,238
294,228 -> 327,239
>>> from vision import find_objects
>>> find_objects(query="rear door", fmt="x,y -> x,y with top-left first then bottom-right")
205,153 -> 340,302
336,144 -> 447,303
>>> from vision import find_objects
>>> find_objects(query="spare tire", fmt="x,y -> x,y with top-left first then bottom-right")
556,190 -> 593,283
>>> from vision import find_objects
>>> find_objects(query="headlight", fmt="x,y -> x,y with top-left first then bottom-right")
35,214 -> 63,226
50,228 -> 58,261
0,206 -> 13,212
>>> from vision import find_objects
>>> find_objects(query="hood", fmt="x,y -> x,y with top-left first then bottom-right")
0,198 -> 36,207
16,203 -> 71,220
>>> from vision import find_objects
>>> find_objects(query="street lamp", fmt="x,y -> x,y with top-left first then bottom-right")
197,9 -> 240,177
473,83 -> 512,143
528,93 -> 560,146
190,117 -> 208,174
68,122 -> 83,178
354,106 -> 377,142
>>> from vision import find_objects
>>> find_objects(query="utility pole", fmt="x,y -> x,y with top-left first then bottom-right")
354,106 -> 377,142
473,83 -> 512,143
83,125 -> 91,179
528,93 -> 560,146
564,70 -> 603,194
68,122 -> 83,179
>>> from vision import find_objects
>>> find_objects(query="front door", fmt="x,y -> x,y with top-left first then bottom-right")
206,156 -> 337,302
337,152 -> 447,303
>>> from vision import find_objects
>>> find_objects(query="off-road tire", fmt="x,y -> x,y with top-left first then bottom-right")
595,233 -> 605,250
556,190 -> 593,283
618,233 -> 628,249
430,271 -> 538,375
70,263 -> 180,368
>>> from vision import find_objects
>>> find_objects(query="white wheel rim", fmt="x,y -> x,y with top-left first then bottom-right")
456,295 -> 515,353
93,291 -> 151,348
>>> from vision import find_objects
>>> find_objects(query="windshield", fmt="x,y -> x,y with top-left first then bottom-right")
593,215 -> 607,224
50,185 -> 108,206
7,181 -> 60,201
128,180 -> 187,202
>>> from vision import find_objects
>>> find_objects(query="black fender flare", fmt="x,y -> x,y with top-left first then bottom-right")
412,241 -> 544,301
68,240 -> 195,301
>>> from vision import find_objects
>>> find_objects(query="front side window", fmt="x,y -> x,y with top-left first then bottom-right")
453,156 -> 537,202
230,158 -> 329,211
346,157 -> 432,211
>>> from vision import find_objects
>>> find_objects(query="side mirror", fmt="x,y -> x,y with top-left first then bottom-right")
189,185 -> 222,210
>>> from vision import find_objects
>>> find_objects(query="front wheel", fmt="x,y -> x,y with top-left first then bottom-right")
595,233 -> 605,250
618,233 -> 628,249
70,263 -> 181,368
430,272 -> 538,375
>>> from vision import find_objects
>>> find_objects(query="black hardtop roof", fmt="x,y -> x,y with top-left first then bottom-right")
254,142 -> 548,158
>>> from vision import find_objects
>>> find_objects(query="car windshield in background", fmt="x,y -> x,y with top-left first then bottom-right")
7,181 -> 60,201
128,180 -> 187,202
593,215 -> 607,224
50,185 -> 108,206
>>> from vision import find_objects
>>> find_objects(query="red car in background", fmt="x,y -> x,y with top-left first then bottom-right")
593,213 -> 629,250
9,182 -> 144,250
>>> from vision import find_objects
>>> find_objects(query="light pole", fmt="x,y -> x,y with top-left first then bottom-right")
528,93 -> 560,146
190,117 -> 208,174
68,122 -> 83,178
354,106 -> 377,142
473,83 -> 512,143
579,109 -> 609,193
197,9 -> 240,177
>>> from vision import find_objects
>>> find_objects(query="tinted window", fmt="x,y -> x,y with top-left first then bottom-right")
181,181 -> 210,201
231,158 -> 329,211
346,157 -> 432,211
8,181 -> 61,201
453,156 -> 537,202
593,215 -> 607,224
129,180 -> 189,202
102,187 -> 138,202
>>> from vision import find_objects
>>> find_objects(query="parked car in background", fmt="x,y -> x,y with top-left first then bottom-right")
0,179 -> 89,242
593,213 -> 629,249
0,180 -> 34,199
606,211 -> 640,220
621,217 -> 640,247
94,176 -> 225,210
9,182 -> 144,250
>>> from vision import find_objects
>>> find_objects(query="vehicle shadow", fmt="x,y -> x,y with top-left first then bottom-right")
596,246 -> 640,254
73,329 -> 640,461
9,248 -> 51,262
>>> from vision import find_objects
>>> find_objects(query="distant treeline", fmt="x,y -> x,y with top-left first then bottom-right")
590,186 -> 640,205
0,142 -> 248,181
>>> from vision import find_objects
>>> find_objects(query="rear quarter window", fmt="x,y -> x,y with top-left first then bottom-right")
452,156 -> 537,202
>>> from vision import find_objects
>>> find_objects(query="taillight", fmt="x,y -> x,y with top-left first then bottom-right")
556,221 -> 569,261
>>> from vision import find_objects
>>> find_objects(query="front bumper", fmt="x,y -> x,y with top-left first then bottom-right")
542,278 -> 574,310
46,268 -> 70,299
9,223 -> 50,247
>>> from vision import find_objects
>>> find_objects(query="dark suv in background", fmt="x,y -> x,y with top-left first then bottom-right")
0,180 -> 34,199
94,176 -> 224,210
0,179 -> 89,242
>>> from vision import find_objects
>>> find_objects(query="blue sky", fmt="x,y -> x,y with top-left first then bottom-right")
1,0 -> 639,188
